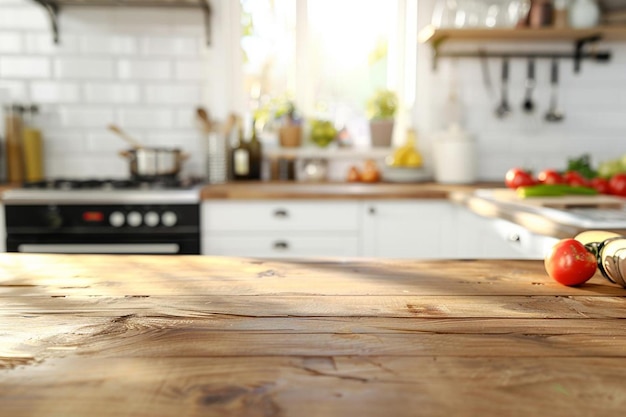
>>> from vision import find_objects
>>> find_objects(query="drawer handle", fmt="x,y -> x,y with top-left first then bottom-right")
508,233 -> 521,243
368,206 -> 376,215
273,209 -> 289,218
273,241 -> 289,250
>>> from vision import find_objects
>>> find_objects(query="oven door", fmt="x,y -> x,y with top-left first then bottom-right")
4,203 -> 201,255
6,234 -> 200,254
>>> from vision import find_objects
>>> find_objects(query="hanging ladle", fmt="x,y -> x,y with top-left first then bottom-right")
522,57 -> 536,113
545,58 -> 564,122
495,58 -> 511,118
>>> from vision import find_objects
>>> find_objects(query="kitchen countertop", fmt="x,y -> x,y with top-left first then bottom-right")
1,253 -> 626,416
199,181 -> 500,200
451,189 -> 626,239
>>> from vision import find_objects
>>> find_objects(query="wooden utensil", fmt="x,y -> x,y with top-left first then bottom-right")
196,107 -> 213,134
108,124 -> 144,149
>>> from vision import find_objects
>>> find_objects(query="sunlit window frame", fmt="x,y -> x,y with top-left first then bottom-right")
228,0 -> 418,144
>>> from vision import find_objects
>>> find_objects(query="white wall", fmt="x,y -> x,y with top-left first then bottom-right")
0,0 -> 238,180
416,0 -> 626,181
1,0 -> 625,182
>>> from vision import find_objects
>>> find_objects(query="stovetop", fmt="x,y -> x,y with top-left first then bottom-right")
3,177 -> 205,205
22,177 -> 201,190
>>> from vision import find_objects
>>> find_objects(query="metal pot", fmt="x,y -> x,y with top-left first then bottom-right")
119,148 -> 188,179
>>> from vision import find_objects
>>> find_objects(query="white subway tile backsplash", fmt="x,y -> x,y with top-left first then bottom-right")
30,82 -> 80,103
79,36 -> 138,55
174,60 -> 207,81
141,36 -> 199,56
0,32 -> 21,53
54,58 -> 114,79
83,83 -> 140,104
0,80 -> 28,101
58,8 -> 115,33
112,8 -> 175,30
60,107 -> 115,127
0,56 -> 50,78
144,84 -> 201,104
145,130 -> 200,148
0,7 -> 49,30
86,131 -> 139,153
24,33 -> 79,54
43,132 -> 86,156
117,59 -> 171,80
117,108 -> 173,128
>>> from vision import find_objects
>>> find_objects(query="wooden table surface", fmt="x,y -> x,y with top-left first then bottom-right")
1,254 -> 626,416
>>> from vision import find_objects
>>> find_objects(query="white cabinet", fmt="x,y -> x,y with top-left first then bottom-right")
200,198 -> 547,260
360,200 -> 456,259
201,200 -> 360,258
454,207 -> 557,260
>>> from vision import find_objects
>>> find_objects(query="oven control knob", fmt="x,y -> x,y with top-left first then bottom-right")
144,211 -> 160,227
46,208 -> 63,229
109,211 -> 125,227
127,211 -> 142,227
161,211 -> 177,227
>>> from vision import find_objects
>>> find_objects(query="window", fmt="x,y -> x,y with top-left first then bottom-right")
239,0 -> 418,148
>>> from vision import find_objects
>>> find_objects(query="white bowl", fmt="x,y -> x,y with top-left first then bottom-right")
382,166 -> 432,183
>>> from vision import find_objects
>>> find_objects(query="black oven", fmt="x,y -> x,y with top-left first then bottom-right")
3,179 -> 202,255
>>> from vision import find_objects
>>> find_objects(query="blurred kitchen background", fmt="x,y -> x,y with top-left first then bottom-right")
0,0 -> 624,182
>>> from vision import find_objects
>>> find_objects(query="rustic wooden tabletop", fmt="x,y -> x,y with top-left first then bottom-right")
1,254 -> 625,416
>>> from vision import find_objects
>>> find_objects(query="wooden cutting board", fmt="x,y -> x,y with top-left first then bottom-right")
481,188 -> 626,209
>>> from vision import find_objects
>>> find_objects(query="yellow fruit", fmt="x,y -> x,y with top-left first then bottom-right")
404,152 -> 422,167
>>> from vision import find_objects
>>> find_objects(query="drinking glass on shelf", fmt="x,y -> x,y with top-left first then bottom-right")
431,0 -> 458,28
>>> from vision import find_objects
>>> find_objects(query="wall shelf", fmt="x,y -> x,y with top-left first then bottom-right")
30,0 -> 212,45
418,25 -> 624,72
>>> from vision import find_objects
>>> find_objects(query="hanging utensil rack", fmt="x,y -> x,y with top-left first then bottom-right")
30,0 -> 212,46
418,26 -> 625,73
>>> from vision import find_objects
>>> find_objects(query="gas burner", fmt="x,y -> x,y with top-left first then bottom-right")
21,177 -> 205,191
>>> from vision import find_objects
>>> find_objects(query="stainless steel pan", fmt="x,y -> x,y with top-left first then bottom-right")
119,148 -> 188,179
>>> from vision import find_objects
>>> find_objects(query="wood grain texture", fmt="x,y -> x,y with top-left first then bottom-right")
199,182 -> 498,200
1,254 -> 626,416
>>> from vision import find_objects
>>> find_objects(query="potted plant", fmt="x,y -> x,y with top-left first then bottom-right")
367,89 -> 398,148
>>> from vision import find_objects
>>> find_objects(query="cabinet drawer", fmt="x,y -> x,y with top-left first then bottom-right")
202,201 -> 359,232
202,234 -> 359,258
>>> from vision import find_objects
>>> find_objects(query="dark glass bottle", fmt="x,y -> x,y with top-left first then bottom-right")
248,118 -> 262,180
231,121 -> 250,180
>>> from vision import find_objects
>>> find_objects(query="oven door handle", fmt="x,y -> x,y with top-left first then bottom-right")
17,243 -> 181,254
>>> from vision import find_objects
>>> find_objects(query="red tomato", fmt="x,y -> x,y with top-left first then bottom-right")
609,173 -> 626,197
590,177 -> 611,194
537,169 -> 563,185
562,171 -> 588,187
504,168 -> 535,189
544,239 -> 597,286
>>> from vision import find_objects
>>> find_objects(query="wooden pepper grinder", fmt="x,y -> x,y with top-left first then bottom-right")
4,104 -> 25,184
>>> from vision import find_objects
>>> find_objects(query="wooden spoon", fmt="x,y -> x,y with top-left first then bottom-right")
108,124 -> 143,149
196,107 -> 213,133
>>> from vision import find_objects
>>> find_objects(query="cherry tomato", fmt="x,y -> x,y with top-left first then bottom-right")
590,177 -> 611,194
609,173 -> 626,197
537,169 -> 563,185
544,238 -> 597,286
504,168 -> 535,189
562,171 -> 588,187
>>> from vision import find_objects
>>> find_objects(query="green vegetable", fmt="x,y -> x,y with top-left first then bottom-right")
566,154 -> 597,179
517,184 -> 598,198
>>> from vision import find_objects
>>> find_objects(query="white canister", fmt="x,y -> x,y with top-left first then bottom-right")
433,124 -> 477,184
568,0 -> 600,28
